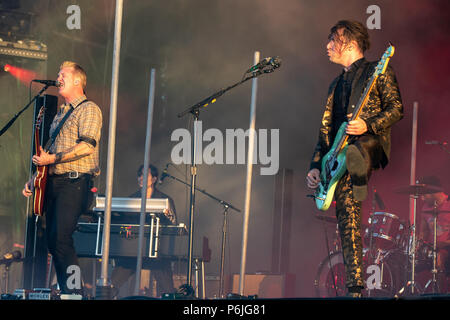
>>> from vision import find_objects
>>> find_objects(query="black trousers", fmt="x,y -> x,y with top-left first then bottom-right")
335,134 -> 384,289
45,174 -> 92,294
111,257 -> 175,297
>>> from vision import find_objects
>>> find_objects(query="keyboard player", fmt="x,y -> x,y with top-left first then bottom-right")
110,164 -> 177,298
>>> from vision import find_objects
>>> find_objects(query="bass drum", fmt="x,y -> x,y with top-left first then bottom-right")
314,250 -> 399,297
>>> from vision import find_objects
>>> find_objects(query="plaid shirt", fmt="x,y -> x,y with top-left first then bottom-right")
48,95 -> 102,176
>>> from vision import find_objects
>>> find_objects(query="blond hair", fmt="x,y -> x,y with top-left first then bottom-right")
59,61 -> 87,89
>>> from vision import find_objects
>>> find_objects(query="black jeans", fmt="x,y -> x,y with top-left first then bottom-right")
111,257 -> 175,297
45,174 -> 92,294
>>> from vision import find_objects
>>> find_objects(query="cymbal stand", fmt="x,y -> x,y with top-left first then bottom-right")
397,102 -> 421,296
396,189 -> 422,297
424,205 -> 440,293
320,218 -> 339,297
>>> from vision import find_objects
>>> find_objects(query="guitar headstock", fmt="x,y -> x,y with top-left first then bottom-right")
35,106 -> 45,130
374,43 -> 395,76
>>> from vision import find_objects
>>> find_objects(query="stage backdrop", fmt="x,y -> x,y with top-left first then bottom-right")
0,0 -> 449,297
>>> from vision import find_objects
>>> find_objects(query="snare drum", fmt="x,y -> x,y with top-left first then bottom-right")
366,212 -> 407,250
402,237 -> 433,272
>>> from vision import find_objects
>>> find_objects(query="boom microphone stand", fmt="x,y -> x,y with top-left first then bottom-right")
177,58 -> 280,288
160,166 -> 241,297
0,84 -> 51,137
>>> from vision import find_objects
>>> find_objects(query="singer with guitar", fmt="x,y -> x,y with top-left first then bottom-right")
306,21 -> 403,297
22,61 -> 102,296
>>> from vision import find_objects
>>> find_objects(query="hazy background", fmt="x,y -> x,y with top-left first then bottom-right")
0,0 -> 449,297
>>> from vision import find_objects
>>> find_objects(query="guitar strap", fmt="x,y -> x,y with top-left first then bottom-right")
43,99 -> 88,151
347,61 -> 376,115
345,62 -> 376,146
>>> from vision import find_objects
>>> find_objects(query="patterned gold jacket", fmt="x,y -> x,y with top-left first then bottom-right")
310,59 -> 403,171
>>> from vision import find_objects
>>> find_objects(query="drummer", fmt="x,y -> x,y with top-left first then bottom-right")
418,176 -> 450,292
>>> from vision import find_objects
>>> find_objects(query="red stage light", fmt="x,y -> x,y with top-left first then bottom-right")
2,63 -> 40,85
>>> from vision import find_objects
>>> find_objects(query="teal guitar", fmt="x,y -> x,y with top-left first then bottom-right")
315,44 -> 395,211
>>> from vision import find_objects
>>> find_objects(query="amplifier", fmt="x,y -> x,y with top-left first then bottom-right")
10,288 -> 79,300
231,273 -> 296,298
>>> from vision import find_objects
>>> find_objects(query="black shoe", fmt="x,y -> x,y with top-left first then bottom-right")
346,292 -> 362,298
346,144 -> 368,201
347,286 -> 363,298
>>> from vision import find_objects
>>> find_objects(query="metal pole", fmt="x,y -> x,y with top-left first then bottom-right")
187,115 -> 200,287
410,102 -> 418,224
134,69 -> 156,295
219,207 -> 229,298
238,51 -> 260,296
98,0 -> 123,291
409,101 -> 418,294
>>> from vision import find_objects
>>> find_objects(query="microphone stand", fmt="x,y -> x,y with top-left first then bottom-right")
0,84 -> 51,137
177,66 -> 275,289
162,170 -> 241,297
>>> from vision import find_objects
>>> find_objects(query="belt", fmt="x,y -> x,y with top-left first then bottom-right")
49,171 -> 92,179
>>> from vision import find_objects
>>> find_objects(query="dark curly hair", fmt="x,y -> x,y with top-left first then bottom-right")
328,20 -> 371,53
137,164 -> 159,179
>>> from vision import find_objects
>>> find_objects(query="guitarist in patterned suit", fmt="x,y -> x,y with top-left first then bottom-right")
306,20 -> 403,297
22,61 -> 102,296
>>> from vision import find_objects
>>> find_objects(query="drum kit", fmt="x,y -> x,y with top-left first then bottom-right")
314,183 -> 446,298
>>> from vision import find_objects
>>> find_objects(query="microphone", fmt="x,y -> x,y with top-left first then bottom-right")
425,140 -> 447,145
32,79 -> 60,87
246,56 -> 281,73
0,250 -> 22,265
158,163 -> 170,184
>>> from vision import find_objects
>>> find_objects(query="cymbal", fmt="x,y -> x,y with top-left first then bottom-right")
315,214 -> 337,224
394,184 -> 442,195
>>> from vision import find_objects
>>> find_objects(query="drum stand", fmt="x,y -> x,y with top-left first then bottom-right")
319,218 -> 340,297
423,206 -> 440,294
396,189 -> 422,297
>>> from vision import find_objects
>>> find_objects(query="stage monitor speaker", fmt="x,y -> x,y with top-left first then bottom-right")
231,273 -> 295,298
271,168 -> 293,274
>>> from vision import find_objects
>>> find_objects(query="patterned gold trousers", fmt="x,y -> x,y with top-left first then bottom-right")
335,172 -> 364,289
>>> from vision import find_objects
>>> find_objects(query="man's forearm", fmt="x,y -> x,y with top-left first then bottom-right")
54,142 -> 93,164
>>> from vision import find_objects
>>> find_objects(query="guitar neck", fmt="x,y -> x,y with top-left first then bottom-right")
34,127 -> 41,156
350,74 -> 378,122
34,106 -> 45,156
334,73 -> 380,154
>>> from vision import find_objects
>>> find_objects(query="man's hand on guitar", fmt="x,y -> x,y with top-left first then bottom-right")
306,169 -> 321,189
32,146 -> 56,166
346,113 -> 368,135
